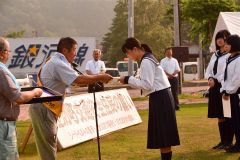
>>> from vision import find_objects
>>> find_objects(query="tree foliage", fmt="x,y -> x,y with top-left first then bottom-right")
181,0 -> 238,48
102,0 -> 173,66
0,0 -> 116,41
5,30 -> 25,38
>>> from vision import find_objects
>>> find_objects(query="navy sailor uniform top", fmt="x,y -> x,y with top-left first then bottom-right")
124,53 -> 170,96
205,50 -> 230,85
221,53 -> 240,94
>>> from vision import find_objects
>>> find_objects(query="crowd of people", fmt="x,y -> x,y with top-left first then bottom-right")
205,30 -> 240,157
0,31 -> 240,160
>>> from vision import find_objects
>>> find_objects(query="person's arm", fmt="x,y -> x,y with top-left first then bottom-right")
15,88 -> 42,104
172,70 -> 180,76
172,59 -> 181,76
73,74 -> 112,85
119,59 -> 155,91
205,54 -> 215,80
99,61 -> 106,74
165,71 -> 174,78
0,70 -> 43,104
85,61 -> 93,75
160,59 -> 173,78
54,60 -> 112,86
205,54 -> 216,87
86,70 -> 93,75
225,59 -> 240,94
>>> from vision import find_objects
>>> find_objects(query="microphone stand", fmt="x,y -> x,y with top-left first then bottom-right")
93,85 -> 101,160
72,62 -> 102,88
72,63 -> 102,160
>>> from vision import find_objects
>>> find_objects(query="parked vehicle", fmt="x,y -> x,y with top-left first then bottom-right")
182,62 -> 198,81
105,68 -> 120,77
116,61 -> 138,76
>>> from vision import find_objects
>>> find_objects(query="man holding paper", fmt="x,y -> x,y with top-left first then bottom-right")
29,37 -> 113,160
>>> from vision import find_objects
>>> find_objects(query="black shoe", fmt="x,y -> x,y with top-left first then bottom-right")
225,144 -> 240,153
218,143 -> 233,150
212,142 -> 223,149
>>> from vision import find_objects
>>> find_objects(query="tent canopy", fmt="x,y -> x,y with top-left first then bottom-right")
209,12 -> 240,52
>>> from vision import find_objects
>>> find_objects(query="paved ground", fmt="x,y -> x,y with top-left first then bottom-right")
18,83 -> 208,121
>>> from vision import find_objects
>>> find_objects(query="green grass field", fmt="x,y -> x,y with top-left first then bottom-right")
132,93 -> 204,102
17,103 -> 240,160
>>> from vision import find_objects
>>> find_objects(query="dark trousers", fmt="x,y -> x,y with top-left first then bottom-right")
88,82 -> 104,93
168,77 -> 179,110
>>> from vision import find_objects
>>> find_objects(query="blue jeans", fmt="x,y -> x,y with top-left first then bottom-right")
0,120 -> 19,160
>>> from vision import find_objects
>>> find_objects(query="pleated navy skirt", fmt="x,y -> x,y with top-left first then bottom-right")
147,88 -> 180,149
208,81 -> 224,118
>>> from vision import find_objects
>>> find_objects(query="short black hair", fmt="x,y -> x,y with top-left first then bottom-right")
57,37 -> 77,53
215,30 -> 231,50
164,47 -> 172,53
226,34 -> 240,53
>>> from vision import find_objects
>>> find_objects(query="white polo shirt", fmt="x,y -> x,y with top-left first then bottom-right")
160,57 -> 180,77
85,60 -> 106,75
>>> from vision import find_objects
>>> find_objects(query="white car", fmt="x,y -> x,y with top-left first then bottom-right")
182,62 -> 198,81
105,68 -> 120,77
116,61 -> 138,76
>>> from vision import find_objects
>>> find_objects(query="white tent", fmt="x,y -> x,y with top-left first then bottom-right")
209,12 -> 240,52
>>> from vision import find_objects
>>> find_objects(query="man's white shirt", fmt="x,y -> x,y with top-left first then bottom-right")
85,60 -> 106,75
160,57 -> 180,77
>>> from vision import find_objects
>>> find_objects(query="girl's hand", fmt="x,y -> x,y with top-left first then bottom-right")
119,76 -> 125,84
222,94 -> 229,100
208,78 -> 215,88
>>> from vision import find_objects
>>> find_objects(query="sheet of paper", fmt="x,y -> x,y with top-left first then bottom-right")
111,77 -> 120,83
222,97 -> 231,118
40,90 -> 54,98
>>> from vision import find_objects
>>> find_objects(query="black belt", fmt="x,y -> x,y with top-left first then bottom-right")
0,117 -> 16,121
168,77 -> 178,80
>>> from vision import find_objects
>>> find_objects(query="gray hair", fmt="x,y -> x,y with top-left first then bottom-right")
0,37 -> 7,52
93,49 -> 102,55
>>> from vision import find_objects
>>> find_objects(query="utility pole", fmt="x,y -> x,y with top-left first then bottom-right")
173,0 -> 180,47
32,31 -> 38,37
199,34 -> 204,79
128,0 -> 134,76
173,0 -> 182,93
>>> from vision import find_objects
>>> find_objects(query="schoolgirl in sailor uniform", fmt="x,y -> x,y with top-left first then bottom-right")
205,30 -> 233,149
221,34 -> 240,153
119,38 -> 180,160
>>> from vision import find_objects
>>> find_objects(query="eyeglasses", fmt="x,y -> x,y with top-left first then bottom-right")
125,51 -> 130,55
4,50 -> 11,53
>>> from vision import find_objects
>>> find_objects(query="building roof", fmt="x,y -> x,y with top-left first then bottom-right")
210,12 -> 240,52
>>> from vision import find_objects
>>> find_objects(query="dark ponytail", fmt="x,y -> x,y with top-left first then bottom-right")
121,37 -> 153,54
141,44 -> 152,53
226,34 -> 240,53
